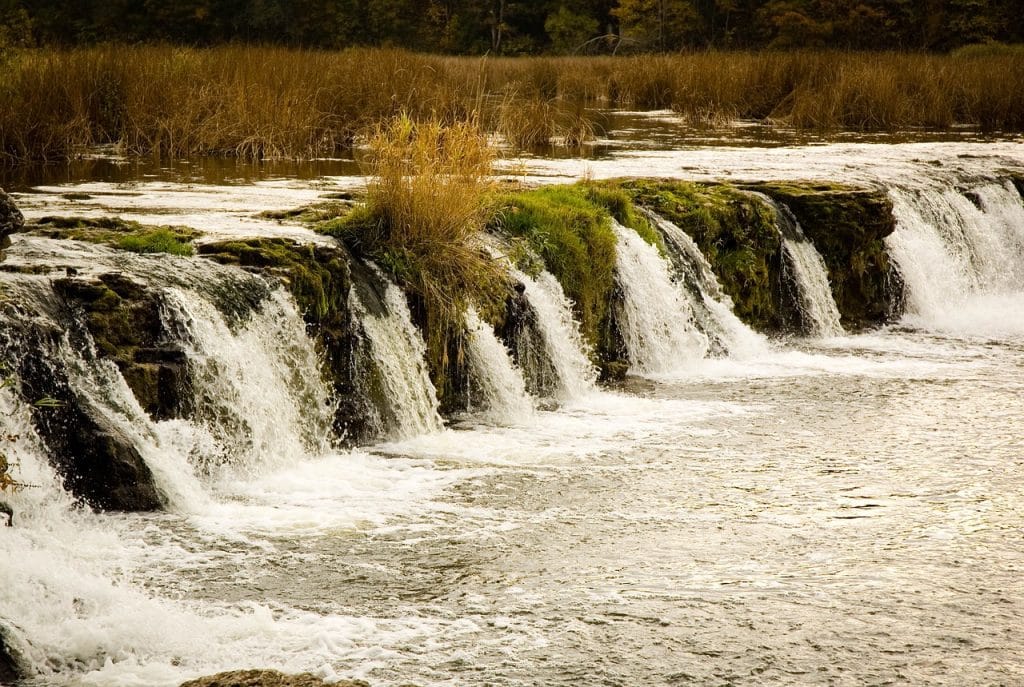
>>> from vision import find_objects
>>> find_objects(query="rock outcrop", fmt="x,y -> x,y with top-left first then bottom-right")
748,182 -> 900,329
179,669 -> 369,687
0,187 -> 25,253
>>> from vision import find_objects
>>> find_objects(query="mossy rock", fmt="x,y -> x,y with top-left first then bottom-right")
488,183 -> 650,377
52,274 -> 192,421
258,199 -> 357,225
179,669 -> 369,687
744,181 -> 898,329
30,215 -> 198,256
620,179 -> 790,333
197,238 -> 379,442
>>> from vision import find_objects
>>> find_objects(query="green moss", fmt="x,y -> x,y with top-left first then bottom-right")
489,184 -> 618,352
30,216 -> 197,256
621,179 -> 785,331
116,228 -> 195,256
744,181 -> 897,329
258,200 -> 356,225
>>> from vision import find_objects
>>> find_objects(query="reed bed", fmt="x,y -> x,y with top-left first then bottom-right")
1,45 -> 1022,162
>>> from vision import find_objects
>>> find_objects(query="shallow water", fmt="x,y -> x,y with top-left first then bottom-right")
8,330 -> 1020,687
2,121 -> 1023,686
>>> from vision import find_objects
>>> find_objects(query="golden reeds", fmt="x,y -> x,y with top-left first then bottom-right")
1,45 -> 1022,163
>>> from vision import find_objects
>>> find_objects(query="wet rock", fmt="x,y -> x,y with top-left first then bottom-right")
14,324 -> 164,512
0,187 -> 25,252
0,625 -> 24,684
179,669 -> 369,687
52,275 -> 193,421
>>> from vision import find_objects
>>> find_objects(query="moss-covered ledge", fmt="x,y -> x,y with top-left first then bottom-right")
195,238 -> 369,441
619,179 -> 791,332
743,181 -> 899,329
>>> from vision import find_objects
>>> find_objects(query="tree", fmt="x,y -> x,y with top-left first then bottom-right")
545,5 -> 599,53
613,0 -> 703,51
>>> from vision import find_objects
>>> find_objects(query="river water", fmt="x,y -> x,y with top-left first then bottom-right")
1,116 -> 1023,686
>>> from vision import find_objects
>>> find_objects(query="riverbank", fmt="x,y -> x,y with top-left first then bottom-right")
2,46 -> 1024,162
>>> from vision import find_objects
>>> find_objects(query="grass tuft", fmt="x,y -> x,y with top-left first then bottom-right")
319,115 -> 508,387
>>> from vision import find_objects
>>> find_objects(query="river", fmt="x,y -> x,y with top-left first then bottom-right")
1,115 -> 1022,686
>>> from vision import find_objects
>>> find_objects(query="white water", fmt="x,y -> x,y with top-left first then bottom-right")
644,210 -> 768,357
512,269 -> 597,400
163,288 -> 334,486
463,307 -> 535,425
887,180 -> 1024,337
2,141 -> 1024,687
611,220 -> 709,374
751,194 -> 846,338
348,267 -> 444,439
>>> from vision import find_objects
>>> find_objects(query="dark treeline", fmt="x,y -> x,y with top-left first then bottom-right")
1,0 -> 1021,53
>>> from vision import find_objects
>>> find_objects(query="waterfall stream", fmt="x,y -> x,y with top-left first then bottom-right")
611,220 -> 709,375
886,179 -> 1024,336
463,307 -> 535,425
756,195 -> 846,338
643,210 -> 767,357
511,268 -> 597,400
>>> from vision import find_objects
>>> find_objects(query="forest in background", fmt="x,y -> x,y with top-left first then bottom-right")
1,0 -> 1021,54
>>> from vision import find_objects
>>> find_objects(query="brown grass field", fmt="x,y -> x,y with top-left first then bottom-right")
1,45 -> 1022,162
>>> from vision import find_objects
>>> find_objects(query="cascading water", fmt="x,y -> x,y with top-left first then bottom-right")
510,268 -> 597,400
642,210 -> 767,358
463,307 -> 535,425
754,195 -> 845,338
160,287 -> 335,483
886,179 -> 1024,336
348,265 -> 444,439
611,220 -> 709,375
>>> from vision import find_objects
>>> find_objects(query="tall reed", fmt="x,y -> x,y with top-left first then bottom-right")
1,45 -> 1022,162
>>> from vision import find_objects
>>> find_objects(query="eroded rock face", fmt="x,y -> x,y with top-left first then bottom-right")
0,188 -> 26,252
52,273 -> 192,421
179,669 -> 369,687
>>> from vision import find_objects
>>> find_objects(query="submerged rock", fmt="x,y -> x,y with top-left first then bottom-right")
0,188 -> 25,252
179,669 -> 369,687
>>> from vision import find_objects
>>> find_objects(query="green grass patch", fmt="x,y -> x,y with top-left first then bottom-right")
489,184 -> 621,351
31,216 -> 197,256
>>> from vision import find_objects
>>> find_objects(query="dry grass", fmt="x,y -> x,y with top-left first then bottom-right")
1,45 -> 1023,162
321,115 -> 508,376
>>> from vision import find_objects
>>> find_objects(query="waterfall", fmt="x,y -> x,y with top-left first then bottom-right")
161,287 -> 335,481
643,210 -> 767,357
611,220 -> 709,375
348,265 -> 445,440
463,307 -> 535,425
886,179 -> 1024,336
511,268 -> 597,400
756,197 -> 845,338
